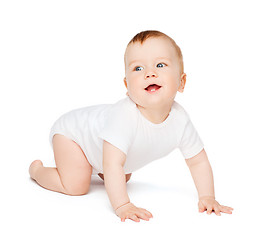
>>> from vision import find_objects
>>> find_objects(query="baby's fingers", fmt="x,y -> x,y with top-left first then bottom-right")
121,214 -> 139,222
213,205 -> 221,216
206,206 -> 213,215
220,206 -> 234,214
134,210 -> 151,221
129,214 -> 140,222
198,201 -> 206,213
139,208 -> 153,219
121,212 -> 149,222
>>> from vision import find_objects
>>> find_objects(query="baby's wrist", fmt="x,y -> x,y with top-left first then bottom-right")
199,195 -> 215,200
115,201 -> 131,212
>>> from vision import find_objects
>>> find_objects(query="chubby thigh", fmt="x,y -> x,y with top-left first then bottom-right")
52,134 -> 93,195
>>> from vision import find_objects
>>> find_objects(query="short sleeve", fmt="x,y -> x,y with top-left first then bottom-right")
97,101 -> 137,155
179,119 -> 204,159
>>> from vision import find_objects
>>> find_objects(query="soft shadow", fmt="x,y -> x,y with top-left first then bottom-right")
89,175 -> 105,193
126,180 -> 196,199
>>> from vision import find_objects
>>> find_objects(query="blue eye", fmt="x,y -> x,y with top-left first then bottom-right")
135,66 -> 143,71
157,63 -> 166,68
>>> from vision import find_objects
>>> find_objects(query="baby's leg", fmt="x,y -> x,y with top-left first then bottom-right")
29,134 -> 93,195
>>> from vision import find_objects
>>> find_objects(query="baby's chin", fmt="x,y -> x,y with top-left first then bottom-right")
131,96 -> 173,110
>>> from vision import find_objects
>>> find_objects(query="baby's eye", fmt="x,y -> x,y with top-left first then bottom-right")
134,66 -> 143,71
156,63 -> 166,68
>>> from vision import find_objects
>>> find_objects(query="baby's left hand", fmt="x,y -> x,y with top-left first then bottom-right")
198,197 -> 234,216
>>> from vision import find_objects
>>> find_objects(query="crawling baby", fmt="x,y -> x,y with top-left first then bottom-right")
29,30 -> 233,222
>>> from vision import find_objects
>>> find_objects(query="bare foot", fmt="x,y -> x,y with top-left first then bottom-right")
29,160 -> 43,180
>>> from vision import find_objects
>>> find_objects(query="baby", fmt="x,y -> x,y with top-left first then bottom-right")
29,30 -> 233,222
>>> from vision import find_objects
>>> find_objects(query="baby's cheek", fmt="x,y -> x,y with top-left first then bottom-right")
129,90 -> 144,105
167,84 -> 178,94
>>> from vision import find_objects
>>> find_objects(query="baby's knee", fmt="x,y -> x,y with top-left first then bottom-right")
64,181 -> 90,196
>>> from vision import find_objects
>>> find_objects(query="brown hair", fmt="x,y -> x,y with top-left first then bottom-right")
125,30 -> 184,73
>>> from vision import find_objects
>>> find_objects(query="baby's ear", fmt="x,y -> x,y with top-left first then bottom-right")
123,78 -> 129,96
178,73 -> 187,93
123,77 -> 128,89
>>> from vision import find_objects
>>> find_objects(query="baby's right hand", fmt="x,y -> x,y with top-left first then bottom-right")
115,202 -> 153,222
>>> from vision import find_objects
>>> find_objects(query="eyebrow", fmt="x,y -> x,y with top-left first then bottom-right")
128,60 -> 140,67
128,57 -> 172,67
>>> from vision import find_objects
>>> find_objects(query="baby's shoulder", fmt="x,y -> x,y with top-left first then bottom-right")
98,98 -> 138,142
105,97 -> 138,122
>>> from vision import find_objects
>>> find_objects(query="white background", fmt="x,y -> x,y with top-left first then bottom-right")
1,0 -> 263,239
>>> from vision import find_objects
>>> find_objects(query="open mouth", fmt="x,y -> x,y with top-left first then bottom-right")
144,84 -> 162,93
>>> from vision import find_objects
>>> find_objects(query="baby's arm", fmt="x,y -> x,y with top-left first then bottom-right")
185,149 -> 233,215
103,140 -> 153,222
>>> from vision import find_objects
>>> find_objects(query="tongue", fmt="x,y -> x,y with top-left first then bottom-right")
146,84 -> 160,91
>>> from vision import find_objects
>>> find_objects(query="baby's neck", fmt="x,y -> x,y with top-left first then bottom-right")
136,104 -> 172,124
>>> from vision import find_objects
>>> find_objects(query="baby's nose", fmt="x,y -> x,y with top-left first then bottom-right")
145,71 -> 157,79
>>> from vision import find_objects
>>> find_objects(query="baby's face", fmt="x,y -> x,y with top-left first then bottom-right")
124,37 -> 186,109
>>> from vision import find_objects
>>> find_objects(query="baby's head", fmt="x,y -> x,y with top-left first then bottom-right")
124,30 -> 186,109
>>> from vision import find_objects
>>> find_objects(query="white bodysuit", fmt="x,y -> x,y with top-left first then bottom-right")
49,97 -> 204,175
